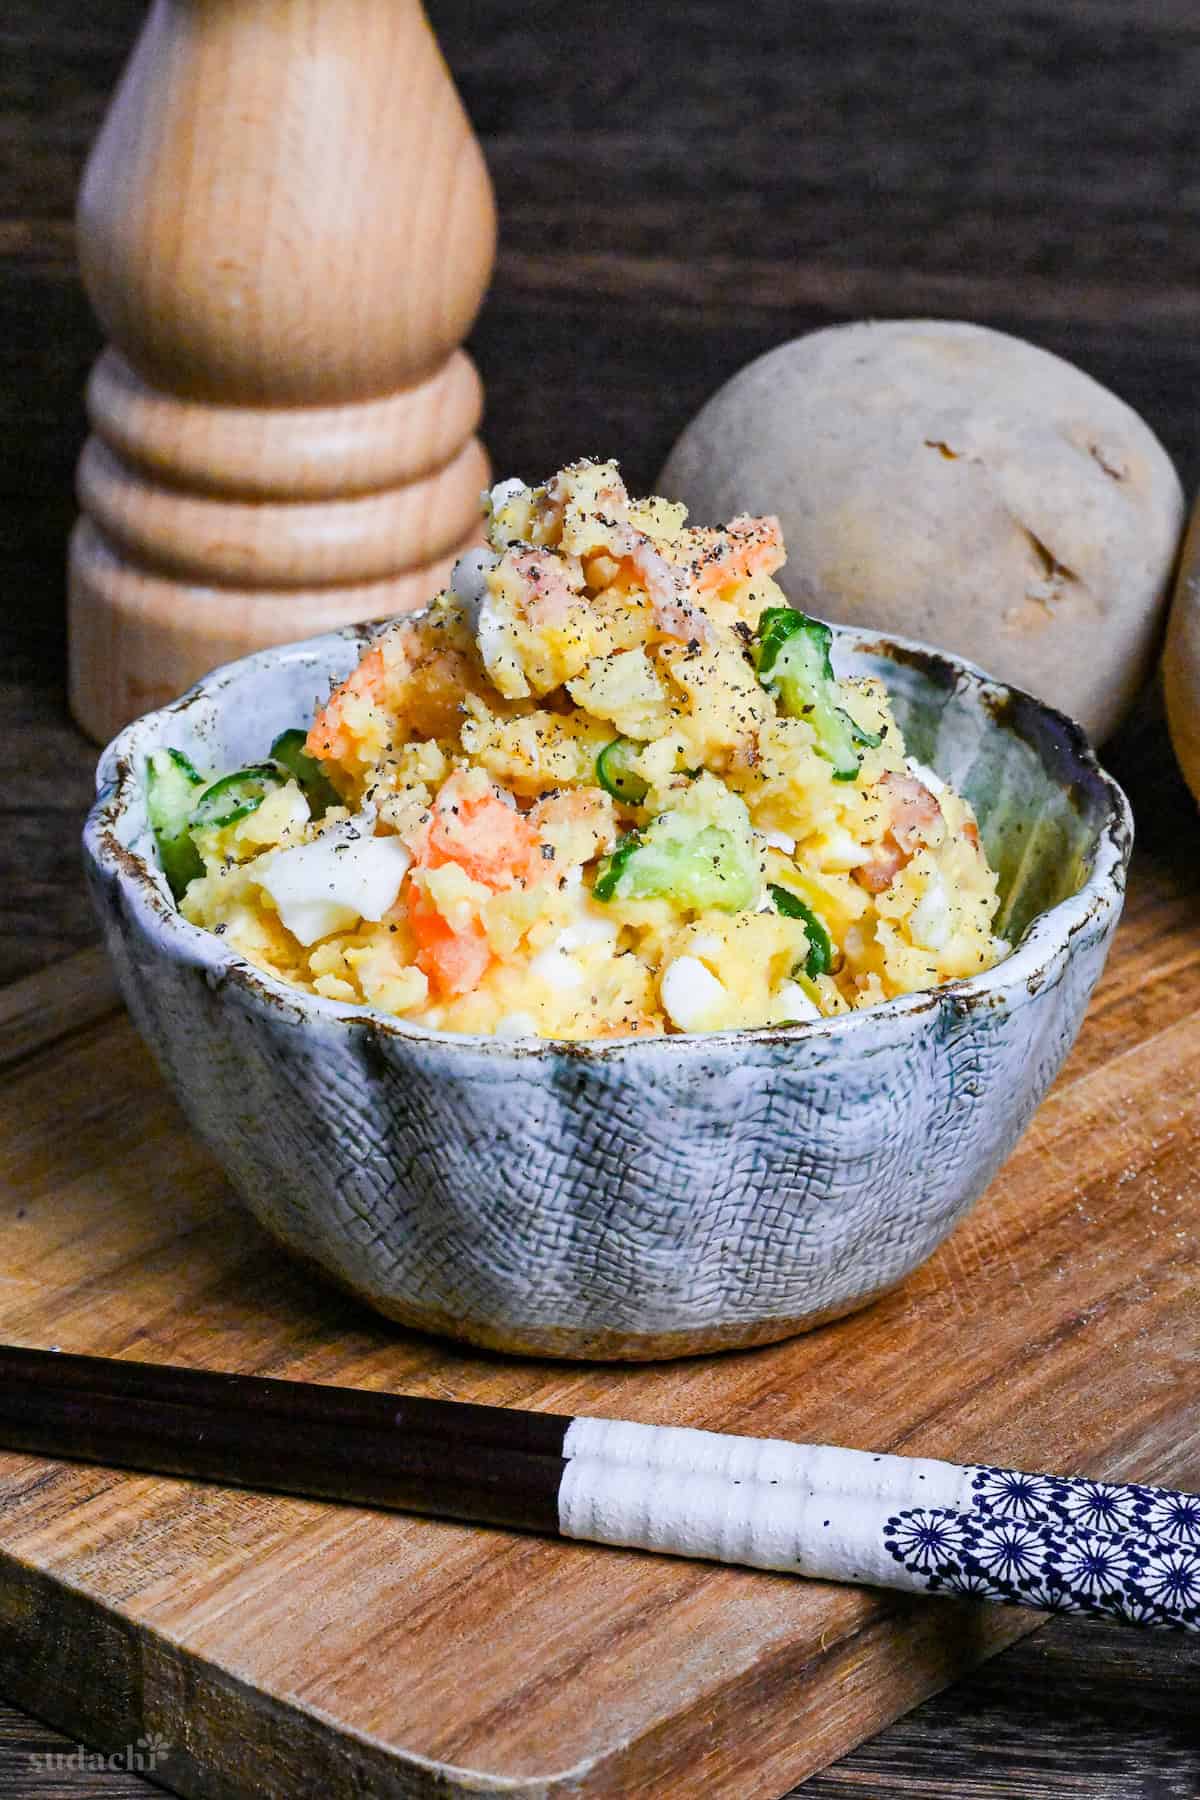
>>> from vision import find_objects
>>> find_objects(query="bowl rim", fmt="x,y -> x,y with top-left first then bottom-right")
85,616 -> 1134,1062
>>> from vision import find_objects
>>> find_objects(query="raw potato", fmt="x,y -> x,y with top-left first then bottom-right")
1164,493 -> 1200,805
658,320 -> 1184,743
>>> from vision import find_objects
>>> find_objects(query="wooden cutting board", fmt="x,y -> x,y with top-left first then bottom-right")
1,850 -> 1198,1799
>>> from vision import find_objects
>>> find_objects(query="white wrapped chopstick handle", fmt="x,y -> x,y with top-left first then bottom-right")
560,1418 -> 1200,1630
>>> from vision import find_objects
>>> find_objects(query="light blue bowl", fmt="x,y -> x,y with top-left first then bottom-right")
83,622 -> 1131,1360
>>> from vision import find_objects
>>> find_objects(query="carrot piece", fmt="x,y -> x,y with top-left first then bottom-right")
404,774 -> 543,998
305,644 -> 387,766
406,883 -> 493,998
692,514 -> 785,594
424,780 -> 540,889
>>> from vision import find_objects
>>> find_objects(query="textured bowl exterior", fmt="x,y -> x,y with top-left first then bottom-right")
84,623 -> 1132,1360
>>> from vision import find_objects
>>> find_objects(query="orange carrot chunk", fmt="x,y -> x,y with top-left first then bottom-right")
692,514 -> 785,594
423,778 -> 540,889
305,645 -> 387,766
406,883 -> 493,998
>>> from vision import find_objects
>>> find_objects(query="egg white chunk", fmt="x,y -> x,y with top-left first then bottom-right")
773,980 -> 822,1024
660,955 -> 728,1032
450,545 -> 501,624
529,899 -> 618,992
488,477 -> 527,510
452,544 -> 529,695
477,589 -> 530,699
909,870 -> 953,950
557,908 -> 618,954
688,933 -> 724,962
257,825 -> 412,947
812,824 -> 865,872
905,756 -> 946,796
529,944 -> 586,992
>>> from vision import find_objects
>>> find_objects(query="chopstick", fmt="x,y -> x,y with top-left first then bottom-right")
0,1384 -> 564,1532
2,1346 -> 1196,1632
0,1343 -> 570,1454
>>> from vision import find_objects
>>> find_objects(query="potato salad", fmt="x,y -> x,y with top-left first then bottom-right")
153,459 -> 1007,1039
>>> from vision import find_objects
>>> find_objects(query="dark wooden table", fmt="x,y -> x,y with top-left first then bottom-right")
2,1 -> 1198,1794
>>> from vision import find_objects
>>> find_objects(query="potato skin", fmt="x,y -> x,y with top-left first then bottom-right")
658,320 -> 1184,744
1165,495 -> 1200,806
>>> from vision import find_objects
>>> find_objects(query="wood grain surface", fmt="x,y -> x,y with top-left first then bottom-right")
2,0 -> 1199,1793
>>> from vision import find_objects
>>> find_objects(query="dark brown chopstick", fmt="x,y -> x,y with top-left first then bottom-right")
0,1380 -> 564,1532
0,1344 -> 570,1455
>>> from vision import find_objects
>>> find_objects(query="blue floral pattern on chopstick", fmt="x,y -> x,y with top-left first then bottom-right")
883,1467 -> 1200,1630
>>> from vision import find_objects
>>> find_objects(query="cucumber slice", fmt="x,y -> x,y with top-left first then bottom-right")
593,832 -> 644,901
755,607 -> 881,781
768,882 -> 834,978
146,748 -> 205,900
595,737 -> 649,805
269,728 -> 341,816
593,782 -> 758,912
189,764 -> 288,832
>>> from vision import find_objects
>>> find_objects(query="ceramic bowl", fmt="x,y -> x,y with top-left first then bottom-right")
84,623 -> 1132,1360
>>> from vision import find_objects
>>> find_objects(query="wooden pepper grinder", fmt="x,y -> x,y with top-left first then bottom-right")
69,0 -> 496,744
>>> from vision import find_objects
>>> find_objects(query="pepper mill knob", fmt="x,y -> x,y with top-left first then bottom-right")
69,0 -> 496,743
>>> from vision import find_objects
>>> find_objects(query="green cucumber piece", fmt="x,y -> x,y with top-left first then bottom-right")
593,781 -> 758,912
595,737 -> 649,805
755,607 -> 881,781
768,882 -> 834,978
146,748 -> 205,900
593,832 -> 643,901
269,727 -> 340,816
189,763 -> 288,832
